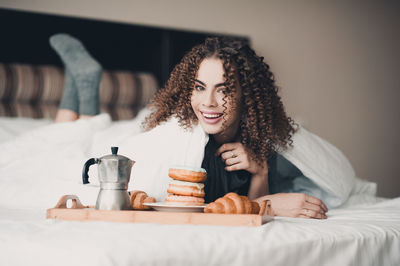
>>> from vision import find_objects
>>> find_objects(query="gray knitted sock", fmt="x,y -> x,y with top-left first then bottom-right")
49,33 -> 102,116
58,67 -> 79,113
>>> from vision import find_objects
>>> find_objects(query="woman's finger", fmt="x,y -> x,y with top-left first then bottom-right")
315,212 -> 327,219
220,150 -> 239,161
297,214 -> 310,219
224,157 -> 241,166
303,202 -> 325,214
225,161 -> 247,172
312,212 -> 326,219
215,143 -> 237,157
301,208 -> 327,219
301,208 -> 316,217
305,194 -> 328,212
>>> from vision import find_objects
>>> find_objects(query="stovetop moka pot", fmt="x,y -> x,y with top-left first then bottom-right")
82,147 -> 134,210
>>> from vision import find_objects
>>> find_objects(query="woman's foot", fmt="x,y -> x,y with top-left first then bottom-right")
55,109 -> 79,123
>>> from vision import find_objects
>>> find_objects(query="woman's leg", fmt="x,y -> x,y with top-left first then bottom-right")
55,67 -> 79,122
55,109 -> 79,122
50,33 -> 102,122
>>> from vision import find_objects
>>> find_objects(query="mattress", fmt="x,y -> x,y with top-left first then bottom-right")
0,116 -> 399,266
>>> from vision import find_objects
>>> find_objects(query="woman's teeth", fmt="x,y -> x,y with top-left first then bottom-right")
203,113 -> 222,118
200,112 -> 223,125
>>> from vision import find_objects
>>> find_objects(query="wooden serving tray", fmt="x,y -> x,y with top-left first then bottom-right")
46,195 -> 273,227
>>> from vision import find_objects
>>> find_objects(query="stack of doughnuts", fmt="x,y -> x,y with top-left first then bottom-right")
165,166 -> 207,206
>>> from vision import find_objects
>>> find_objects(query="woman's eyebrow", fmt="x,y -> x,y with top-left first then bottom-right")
194,79 -> 206,86
215,82 -> 227,87
194,79 -> 226,87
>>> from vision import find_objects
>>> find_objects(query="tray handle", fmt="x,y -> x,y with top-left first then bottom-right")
55,195 -> 88,209
259,199 -> 273,216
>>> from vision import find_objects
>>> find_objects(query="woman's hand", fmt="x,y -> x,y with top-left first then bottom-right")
257,193 -> 328,219
215,142 -> 267,176
216,142 -> 269,200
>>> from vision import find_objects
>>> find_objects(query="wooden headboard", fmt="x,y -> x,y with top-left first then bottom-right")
0,8 -> 249,86
0,8 -> 249,119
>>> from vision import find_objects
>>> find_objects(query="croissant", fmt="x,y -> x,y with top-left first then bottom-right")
204,192 -> 269,215
129,190 -> 156,210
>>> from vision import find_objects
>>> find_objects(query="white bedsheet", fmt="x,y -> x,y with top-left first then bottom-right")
0,114 -> 399,266
0,197 -> 399,266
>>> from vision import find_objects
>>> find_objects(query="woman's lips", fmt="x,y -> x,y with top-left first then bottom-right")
200,111 -> 223,125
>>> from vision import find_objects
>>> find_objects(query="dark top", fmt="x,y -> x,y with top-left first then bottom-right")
201,136 -> 251,203
201,136 -> 316,203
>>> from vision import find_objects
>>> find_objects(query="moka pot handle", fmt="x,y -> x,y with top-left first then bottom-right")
82,158 -> 99,184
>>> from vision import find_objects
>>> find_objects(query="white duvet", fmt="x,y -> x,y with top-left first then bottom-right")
0,111 -> 399,266
0,108 -> 377,209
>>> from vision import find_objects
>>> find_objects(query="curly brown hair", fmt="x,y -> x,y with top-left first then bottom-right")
144,37 -> 297,163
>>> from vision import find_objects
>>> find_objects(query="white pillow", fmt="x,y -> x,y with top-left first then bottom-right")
281,126 -> 359,207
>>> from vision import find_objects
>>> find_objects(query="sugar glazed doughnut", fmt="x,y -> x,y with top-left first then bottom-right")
168,167 -> 207,183
167,180 -> 205,197
165,194 -> 205,206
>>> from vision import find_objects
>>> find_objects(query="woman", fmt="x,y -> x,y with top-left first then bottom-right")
144,37 -> 328,219
51,34 -> 328,219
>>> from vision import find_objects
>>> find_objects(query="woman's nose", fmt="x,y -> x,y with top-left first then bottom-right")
202,91 -> 218,107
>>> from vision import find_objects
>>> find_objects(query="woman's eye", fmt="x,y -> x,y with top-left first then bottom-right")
194,85 -> 204,91
218,87 -> 228,94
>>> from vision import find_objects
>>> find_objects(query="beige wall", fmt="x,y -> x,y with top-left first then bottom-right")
1,0 -> 399,197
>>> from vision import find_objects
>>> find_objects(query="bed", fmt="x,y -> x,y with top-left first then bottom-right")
0,9 -> 399,266
1,111 -> 399,266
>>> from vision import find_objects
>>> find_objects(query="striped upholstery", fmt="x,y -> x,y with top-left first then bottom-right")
0,63 -> 158,120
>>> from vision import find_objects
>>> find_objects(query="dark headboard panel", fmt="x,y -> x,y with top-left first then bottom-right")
0,8 -> 249,87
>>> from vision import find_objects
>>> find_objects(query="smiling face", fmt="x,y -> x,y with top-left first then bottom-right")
190,57 -> 242,143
